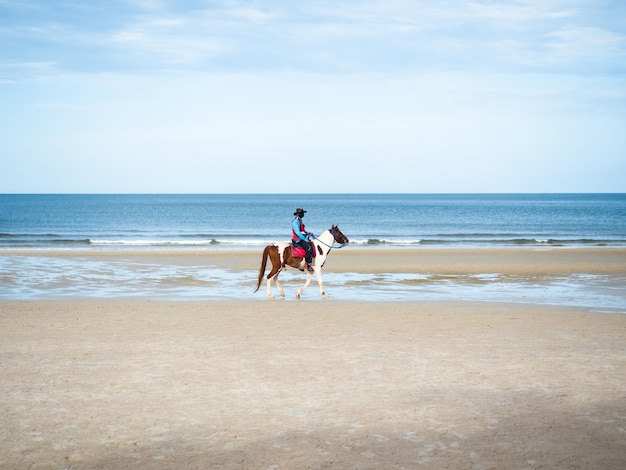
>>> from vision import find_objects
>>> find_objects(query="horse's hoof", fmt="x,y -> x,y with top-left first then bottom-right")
322,293 -> 329,299
268,295 -> 275,300
295,294 -> 301,300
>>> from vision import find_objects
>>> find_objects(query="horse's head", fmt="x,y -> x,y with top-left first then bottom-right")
330,225 -> 349,246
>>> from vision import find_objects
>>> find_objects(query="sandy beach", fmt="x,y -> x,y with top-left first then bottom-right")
1,299 -> 625,469
1,247 -> 626,468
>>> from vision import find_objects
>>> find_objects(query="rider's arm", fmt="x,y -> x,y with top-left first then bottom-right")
292,218 -> 309,242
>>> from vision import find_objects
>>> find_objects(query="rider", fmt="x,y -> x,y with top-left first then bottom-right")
292,208 -> 315,271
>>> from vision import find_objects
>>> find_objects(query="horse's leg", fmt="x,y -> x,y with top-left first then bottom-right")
274,277 -> 285,298
314,267 -> 329,299
295,271 -> 313,300
267,268 -> 288,299
264,247 -> 285,300
266,274 -> 275,299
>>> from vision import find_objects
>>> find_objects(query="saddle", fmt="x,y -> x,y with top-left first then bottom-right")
291,242 -> 316,259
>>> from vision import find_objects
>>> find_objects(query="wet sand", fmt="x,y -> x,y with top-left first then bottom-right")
1,300 -> 625,469
6,246 -> 625,275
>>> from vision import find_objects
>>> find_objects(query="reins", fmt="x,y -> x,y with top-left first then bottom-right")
314,238 -> 345,250
313,228 -> 348,250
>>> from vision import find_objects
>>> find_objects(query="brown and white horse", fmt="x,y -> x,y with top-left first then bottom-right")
254,225 -> 349,299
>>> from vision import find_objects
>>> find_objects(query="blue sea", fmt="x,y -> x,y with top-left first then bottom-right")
1,194 -> 625,307
1,193 -> 626,249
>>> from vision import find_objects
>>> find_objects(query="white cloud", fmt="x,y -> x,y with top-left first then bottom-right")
0,60 -> 56,82
110,13 -> 228,65
465,0 -> 577,24
545,26 -> 625,61
227,7 -> 278,22
104,3 -> 281,67
3,0 -> 624,76
126,0 -> 165,10
112,34 -> 224,63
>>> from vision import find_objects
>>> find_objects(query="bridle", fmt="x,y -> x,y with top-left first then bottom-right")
314,226 -> 349,250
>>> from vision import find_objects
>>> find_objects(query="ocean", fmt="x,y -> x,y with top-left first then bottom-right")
1,194 -> 625,306
1,193 -> 625,249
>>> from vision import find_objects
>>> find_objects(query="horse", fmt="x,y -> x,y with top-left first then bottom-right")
254,225 -> 349,300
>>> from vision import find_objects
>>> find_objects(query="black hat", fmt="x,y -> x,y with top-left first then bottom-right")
294,208 -> 306,216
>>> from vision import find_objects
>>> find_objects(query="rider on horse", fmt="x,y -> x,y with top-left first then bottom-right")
292,208 -> 315,272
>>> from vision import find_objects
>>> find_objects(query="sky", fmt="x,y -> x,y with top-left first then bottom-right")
1,0 -> 625,193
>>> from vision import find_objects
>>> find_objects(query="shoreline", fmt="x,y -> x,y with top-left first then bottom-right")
2,246 -> 625,307
1,300 -> 625,469
3,245 -> 626,274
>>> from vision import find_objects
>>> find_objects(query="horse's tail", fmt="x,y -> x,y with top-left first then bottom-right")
254,245 -> 271,293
